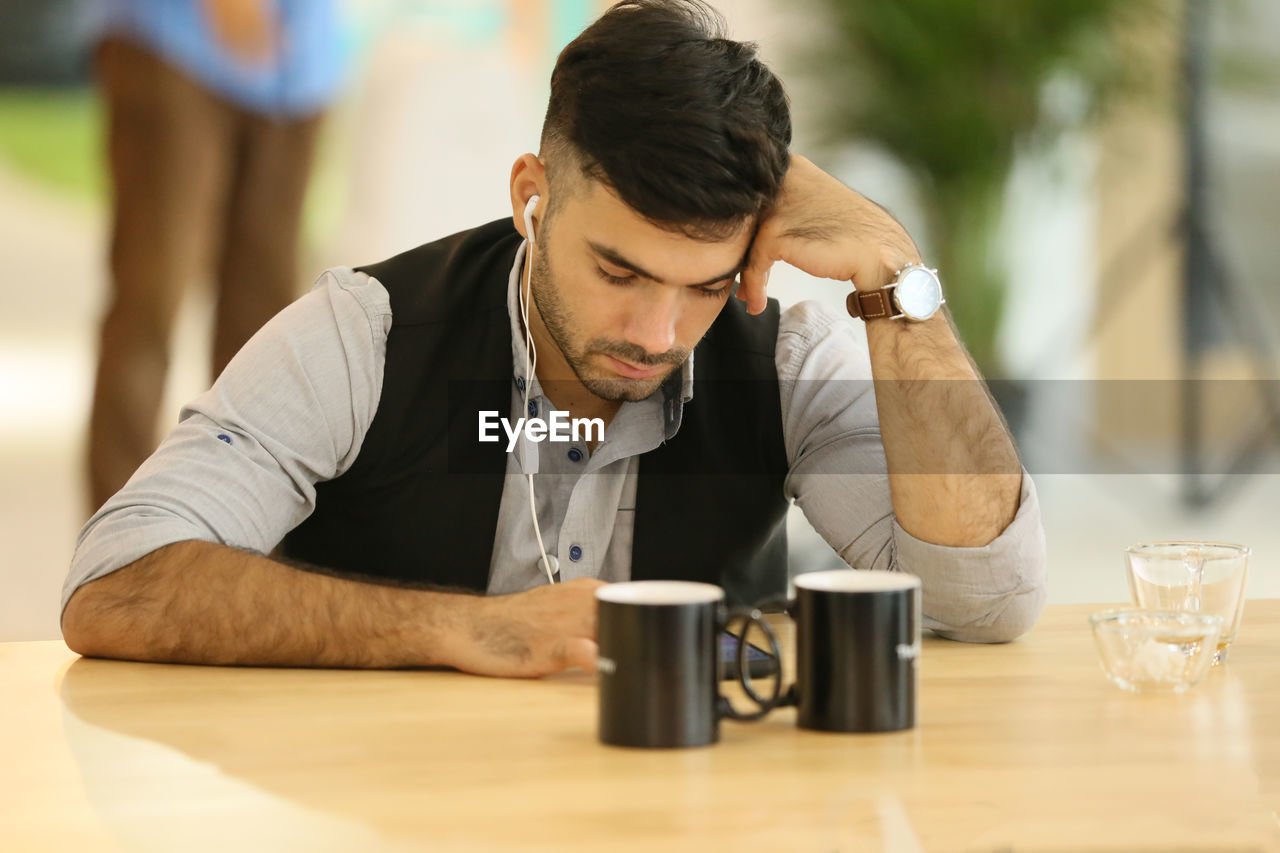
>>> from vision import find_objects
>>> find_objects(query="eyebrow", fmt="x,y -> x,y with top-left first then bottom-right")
588,240 -> 746,289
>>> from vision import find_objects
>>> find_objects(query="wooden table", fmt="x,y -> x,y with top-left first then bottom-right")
3,602 -> 1279,851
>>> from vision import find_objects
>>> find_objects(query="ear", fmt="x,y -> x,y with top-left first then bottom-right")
509,154 -> 548,242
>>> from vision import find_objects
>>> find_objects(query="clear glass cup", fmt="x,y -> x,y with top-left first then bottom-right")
1124,541 -> 1250,665
1090,609 -> 1223,693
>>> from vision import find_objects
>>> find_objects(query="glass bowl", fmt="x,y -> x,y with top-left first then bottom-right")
1090,609 -> 1223,694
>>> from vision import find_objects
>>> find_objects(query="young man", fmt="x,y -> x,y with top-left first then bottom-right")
62,0 -> 1046,676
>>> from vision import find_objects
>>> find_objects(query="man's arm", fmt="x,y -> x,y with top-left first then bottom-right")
777,301 -> 1046,643
864,314 -> 1022,547
743,155 -> 1021,548
62,540 -> 600,675
64,269 -> 599,675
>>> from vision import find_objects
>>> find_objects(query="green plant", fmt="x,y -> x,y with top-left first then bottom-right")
803,0 -> 1172,371
0,88 -> 102,200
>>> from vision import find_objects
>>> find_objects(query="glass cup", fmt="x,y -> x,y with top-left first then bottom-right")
1090,609 -> 1223,693
1124,541 -> 1250,665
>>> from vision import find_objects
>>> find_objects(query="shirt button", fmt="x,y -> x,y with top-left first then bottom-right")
528,400 -> 539,417
515,376 -> 526,391
568,544 -> 583,562
567,447 -> 583,463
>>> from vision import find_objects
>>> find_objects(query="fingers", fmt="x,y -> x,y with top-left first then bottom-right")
739,239 -> 775,316
466,578 -> 606,677
736,266 -> 771,316
560,577 -> 603,638
539,582 -> 601,674
552,636 -> 599,674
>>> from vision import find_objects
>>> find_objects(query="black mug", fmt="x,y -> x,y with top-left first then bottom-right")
775,570 -> 922,733
595,581 -> 781,748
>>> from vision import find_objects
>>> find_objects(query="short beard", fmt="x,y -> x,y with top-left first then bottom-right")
529,232 -> 688,403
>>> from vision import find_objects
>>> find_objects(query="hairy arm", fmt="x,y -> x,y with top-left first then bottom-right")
778,300 -> 1045,642
63,270 -> 600,675
742,155 -> 1021,547
62,539 -> 601,675
865,313 -> 1022,546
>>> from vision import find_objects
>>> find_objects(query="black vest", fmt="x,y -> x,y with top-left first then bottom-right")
281,219 -> 790,605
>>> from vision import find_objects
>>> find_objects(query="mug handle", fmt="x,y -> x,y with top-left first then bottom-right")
717,607 -> 784,722
750,595 -> 801,709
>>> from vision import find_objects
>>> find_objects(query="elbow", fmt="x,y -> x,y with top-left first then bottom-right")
922,497 -> 1049,644
930,583 -> 1047,644
61,585 -> 104,658
62,543 -> 194,661
61,576 -> 147,661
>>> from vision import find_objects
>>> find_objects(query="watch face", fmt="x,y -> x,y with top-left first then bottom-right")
894,267 -> 942,320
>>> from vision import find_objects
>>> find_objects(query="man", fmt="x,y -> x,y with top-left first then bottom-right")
87,0 -> 345,510
63,0 -> 1046,677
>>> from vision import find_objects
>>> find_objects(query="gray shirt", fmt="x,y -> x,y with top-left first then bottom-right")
67,242 -> 1047,642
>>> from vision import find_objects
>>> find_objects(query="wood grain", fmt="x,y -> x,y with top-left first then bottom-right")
2,601 -> 1278,851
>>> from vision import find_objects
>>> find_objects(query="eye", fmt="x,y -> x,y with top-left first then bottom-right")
596,266 -> 635,286
696,281 -> 734,298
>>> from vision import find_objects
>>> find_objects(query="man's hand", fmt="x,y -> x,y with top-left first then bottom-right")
738,155 -> 922,315
450,578 -> 605,678
63,541 -> 608,675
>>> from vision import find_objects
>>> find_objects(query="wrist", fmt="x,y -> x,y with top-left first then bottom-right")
850,252 -> 923,292
865,310 -> 978,382
408,588 -> 486,669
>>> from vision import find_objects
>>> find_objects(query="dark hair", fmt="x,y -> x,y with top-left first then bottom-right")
540,0 -> 791,239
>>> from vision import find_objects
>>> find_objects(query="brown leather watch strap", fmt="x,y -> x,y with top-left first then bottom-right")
845,286 -> 901,321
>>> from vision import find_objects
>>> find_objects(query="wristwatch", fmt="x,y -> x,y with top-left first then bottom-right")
845,264 -> 945,322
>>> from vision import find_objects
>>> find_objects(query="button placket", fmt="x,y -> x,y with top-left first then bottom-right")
557,475 -> 599,579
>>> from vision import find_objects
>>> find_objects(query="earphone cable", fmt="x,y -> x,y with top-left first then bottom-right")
520,242 -> 556,585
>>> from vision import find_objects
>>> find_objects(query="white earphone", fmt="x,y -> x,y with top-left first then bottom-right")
519,194 -> 556,584
523,194 -> 540,244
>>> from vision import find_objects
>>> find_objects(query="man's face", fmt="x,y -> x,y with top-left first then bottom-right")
530,179 -> 753,403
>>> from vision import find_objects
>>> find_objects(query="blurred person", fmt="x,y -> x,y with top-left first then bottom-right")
62,0 -> 1047,676
86,0 -> 346,510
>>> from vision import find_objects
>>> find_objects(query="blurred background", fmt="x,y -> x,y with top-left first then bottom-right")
1,0 -> 1277,641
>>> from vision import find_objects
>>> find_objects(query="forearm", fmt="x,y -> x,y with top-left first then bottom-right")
738,154 -> 1030,556
61,540 -> 478,668
866,310 -> 1022,547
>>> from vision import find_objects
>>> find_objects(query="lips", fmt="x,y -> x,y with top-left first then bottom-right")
604,355 -> 666,380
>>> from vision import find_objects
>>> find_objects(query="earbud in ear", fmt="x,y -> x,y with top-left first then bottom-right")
523,195 -> 541,244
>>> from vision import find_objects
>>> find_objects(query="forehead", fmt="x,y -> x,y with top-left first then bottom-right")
558,179 -> 754,280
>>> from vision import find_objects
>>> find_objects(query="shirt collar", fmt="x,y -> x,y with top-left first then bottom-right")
505,241 -> 694,439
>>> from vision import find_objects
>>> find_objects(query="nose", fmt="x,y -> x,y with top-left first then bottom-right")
622,288 -> 680,358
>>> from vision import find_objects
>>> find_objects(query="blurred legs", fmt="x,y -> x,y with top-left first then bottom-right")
212,110 -> 322,377
87,39 -> 234,512
86,39 -> 325,513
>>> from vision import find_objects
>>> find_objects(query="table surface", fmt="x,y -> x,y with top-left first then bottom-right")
3,601 -> 1279,852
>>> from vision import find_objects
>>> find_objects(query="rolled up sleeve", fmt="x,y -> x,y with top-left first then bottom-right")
891,472 -> 1046,642
63,268 -> 391,616
777,300 -> 1048,642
